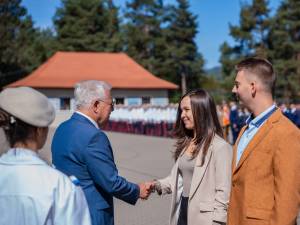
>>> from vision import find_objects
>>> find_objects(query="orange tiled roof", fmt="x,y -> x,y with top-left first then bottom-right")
9,52 -> 178,89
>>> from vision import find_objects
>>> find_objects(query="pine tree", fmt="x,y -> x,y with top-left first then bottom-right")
220,0 -> 271,78
16,17 -> 57,73
54,0 -> 122,52
0,0 -> 38,87
105,0 -> 123,51
123,0 -> 166,75
34,28 -> 57,64
268,0 -> 300,101
124,0 -> 203,95
165,0 -> 204,94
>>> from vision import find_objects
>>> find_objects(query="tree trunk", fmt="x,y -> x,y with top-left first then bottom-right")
181,72 -> 187,95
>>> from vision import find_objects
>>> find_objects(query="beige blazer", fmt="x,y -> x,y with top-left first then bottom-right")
158,135 -> 232,225
227,109 -> 300,225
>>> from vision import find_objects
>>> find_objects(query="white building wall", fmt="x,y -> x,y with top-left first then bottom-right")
36,88 -> 170,109
112,89 -> 169,106
37,88 -> 73,98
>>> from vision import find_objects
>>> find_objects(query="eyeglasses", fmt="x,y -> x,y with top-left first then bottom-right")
98,99 -> 115,111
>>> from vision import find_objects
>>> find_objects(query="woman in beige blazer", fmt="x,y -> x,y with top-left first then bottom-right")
152,89 -> 232,225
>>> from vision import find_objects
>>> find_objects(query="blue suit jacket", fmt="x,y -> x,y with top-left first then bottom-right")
51,113 -> 139,225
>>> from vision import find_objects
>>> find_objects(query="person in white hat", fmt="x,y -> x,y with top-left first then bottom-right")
0,87 -> 91,225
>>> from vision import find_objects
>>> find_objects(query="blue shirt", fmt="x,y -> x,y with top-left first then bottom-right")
236,105 -> 277,165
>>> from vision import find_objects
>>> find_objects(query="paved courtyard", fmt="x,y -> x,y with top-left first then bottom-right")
0,114 -> 176,225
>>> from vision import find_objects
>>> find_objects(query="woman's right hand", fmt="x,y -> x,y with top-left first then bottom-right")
150,180 -> 162,195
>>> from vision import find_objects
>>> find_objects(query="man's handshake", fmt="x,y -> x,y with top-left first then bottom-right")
138,182 -> 154,200
138,181 -> 163,200
139,181 -> 161,200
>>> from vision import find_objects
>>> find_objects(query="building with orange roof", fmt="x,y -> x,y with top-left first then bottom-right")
9,52 -> 178,110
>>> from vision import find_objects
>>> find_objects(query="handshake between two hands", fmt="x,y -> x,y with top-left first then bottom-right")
138,181 -> 162,200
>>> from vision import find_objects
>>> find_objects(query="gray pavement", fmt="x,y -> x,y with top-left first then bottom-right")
0,118 -> 175,225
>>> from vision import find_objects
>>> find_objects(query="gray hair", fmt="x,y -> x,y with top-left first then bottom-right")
74,80 -> 112,109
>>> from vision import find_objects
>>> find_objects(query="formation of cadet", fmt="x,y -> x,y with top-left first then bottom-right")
104,104 -> 178,137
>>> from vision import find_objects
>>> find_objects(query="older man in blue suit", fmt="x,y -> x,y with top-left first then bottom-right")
51,80 -> 151,225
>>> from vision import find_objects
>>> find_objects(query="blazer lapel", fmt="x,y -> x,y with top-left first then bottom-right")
232,126 -> 247,174
189,144 -> 213,200
233,110 -> 281,175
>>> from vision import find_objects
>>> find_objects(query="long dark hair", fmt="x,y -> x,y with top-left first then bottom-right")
173,89 -> 223,166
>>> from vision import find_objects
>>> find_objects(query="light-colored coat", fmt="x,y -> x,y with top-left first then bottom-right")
227,109 -> 300,225
158,135 -> 232,225
0,148 -> 91,225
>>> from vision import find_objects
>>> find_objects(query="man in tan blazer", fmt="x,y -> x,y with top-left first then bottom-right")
227,57 -> 300,225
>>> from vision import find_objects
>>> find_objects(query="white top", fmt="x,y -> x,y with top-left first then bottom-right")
0,148 -> 91,225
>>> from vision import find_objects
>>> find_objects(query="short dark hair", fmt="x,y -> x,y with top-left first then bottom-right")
173,89 -> 223,165
236,57 -> 276,94
0,109 -> 37,147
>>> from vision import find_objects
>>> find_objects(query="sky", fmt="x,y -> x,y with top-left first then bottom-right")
22,0 -> 282,69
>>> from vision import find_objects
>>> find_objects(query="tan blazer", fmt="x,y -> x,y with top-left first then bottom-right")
158,135 -> 232,225
227,109 -> 300,225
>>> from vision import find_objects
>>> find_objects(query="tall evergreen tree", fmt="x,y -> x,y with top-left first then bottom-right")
268,0 -> 300,101
33,28 -> 57,64
124,0 -> 203,95
220,0 -> 271,78
106,0 -> 123,51
16,17 -> 57,73
165,0 -> 204,94
123,0 -> 166,75
54,0 -> 122,52
0,0 -> 39,87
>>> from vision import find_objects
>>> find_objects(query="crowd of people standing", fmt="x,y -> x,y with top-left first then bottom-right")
104,105 -> 177,137
0,57 -> 299,225
103,100 -> 300,143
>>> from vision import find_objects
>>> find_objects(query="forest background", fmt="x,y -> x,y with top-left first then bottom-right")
1,0 -> 299,102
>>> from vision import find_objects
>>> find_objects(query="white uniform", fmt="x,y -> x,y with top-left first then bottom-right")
0,148 -> 91,225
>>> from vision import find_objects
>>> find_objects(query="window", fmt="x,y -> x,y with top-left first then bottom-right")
127,97 -> 142,106
142,96 -> 151,104
151,98 -> 168,106
115,97 -> 124,105
60,98 -> 70,110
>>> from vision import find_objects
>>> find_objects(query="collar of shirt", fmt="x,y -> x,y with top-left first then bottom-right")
0,148 -> 47,165
245,104 -> 277,129
75,111 -> 99,129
